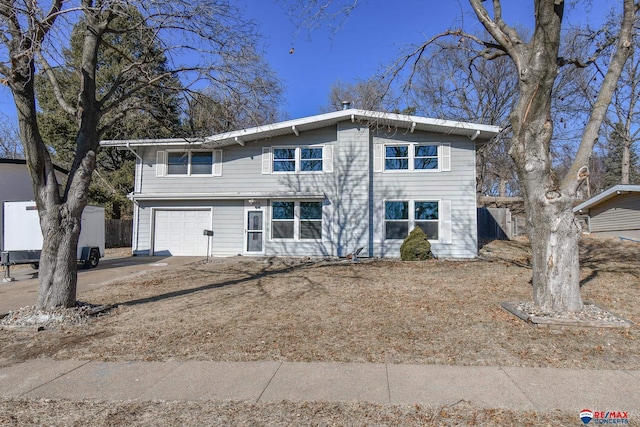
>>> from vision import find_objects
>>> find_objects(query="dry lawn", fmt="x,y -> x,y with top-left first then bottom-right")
1,237 -> 639,369
0,236 -> 638,426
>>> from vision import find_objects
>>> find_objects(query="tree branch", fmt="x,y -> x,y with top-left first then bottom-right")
36,51 -> 78,117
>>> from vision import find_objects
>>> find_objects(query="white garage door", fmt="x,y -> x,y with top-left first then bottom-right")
153,209 -> 211,256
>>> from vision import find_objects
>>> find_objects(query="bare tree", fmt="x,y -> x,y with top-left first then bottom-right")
0,112 -> 21,159
0,0 -> 281,311
322,78 -> 392,112
465,0 -> 637,312
291,0 -> 638,313
410,37 -> 519,196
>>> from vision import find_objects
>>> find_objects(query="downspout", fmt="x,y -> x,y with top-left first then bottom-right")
126,143 -> 142,254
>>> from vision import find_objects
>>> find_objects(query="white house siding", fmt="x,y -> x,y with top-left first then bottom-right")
588,192 -> 640,239
370,130 -> 478,258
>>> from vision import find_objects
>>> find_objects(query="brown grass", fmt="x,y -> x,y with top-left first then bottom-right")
1,236 -> 638,425
1,236 -> 638,370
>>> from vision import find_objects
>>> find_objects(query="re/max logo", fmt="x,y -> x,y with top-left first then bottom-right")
594,412 -> 629,419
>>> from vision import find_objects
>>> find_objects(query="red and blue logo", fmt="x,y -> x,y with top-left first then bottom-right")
581,409 -> 594,424
580,409 -> 629,424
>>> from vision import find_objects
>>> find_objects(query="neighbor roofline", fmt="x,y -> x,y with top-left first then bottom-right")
573,184 -> 640,213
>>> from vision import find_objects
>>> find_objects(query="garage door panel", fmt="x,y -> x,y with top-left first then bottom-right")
153,209 -> 211,256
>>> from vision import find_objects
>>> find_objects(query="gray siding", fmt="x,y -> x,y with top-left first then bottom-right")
131,119 -> 479,258
371,130 -> 478,258
589,193 -> 640,237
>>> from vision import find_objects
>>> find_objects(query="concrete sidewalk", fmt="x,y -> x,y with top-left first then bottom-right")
0,359 -> 638,414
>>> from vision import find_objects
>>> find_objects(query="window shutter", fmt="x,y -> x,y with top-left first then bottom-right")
373,144 -> 383,172
262,147 -> 271,174
322,198 -> 333,242
323,145 -> 333,173
156,150 -> 165,177
441,143 -> 451,171
213,149 -> 223,176
440,199 -> 452,244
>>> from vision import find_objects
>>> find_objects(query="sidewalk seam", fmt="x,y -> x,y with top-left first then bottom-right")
385,364 -> 391,404
499,366 -> 540,412
19,360 -> 93,398
255,361 -> 283,404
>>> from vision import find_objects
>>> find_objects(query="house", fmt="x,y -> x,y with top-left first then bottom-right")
573,184 -> 640,240
100,109 -> 500,258
1,158 -> 68,256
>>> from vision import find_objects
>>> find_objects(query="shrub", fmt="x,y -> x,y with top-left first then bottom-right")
400,227 -> 434,260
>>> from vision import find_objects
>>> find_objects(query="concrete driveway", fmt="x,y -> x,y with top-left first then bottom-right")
0,255 -> 202,313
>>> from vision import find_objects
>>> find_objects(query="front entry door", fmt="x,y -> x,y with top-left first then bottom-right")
245,209 -> 264,253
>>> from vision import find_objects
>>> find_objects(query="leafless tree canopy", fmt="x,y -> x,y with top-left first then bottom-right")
0,0 -> 283,310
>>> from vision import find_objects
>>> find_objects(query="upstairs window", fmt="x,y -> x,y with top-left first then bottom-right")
160,150 -> 220,176
273,148 -> 296,172
414,145 -> 438,170
270,146 -> 325,173
301,148 -> 323,171
385,146 -> 409,170
377,143 -> 448,172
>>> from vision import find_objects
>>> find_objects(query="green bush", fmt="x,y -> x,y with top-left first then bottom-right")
400,227 -> 434,261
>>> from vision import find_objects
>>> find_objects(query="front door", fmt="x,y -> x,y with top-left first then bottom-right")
245,209 -> 264,254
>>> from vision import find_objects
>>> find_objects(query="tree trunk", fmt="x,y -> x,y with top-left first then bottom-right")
36,207 -> 81,309
525,192 -> 582,312
622,137 -> 631,184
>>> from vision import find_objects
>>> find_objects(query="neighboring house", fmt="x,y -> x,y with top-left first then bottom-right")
101,109 -> 499,258
0,158 -> 67,202
1,158 -> 68,255
573,184 -> 640,240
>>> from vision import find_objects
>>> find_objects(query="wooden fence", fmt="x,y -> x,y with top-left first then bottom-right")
105,219 -> 132,248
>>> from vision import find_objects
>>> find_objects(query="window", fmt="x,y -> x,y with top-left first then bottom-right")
415,201 -> 439,240
165,150 -> 217,176
385,146 -> 409,170
382,143 -> 442,171
273,148 -> 296,172
385,200 -> 439,240
301,148 -> 323,171
385,201 -> 409,239
271,201 -> 323,240
167,152 -> 189,175
272,146 -> 324,173
414,145 -> 438,170
272,201 -> 294,238
300,202 -> 322,239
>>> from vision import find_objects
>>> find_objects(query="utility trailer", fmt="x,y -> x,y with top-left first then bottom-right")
1,201 -> 105,281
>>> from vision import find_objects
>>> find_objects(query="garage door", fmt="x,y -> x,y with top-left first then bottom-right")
153,209 -> 211,256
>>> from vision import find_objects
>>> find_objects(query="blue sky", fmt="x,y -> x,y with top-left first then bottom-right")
0,0 -> 621,125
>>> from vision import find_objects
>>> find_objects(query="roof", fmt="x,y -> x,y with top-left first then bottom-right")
129,191 -> 325,201
573,184 -> 640,213
100,109 -> 501,149
0,158 -> 69,175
